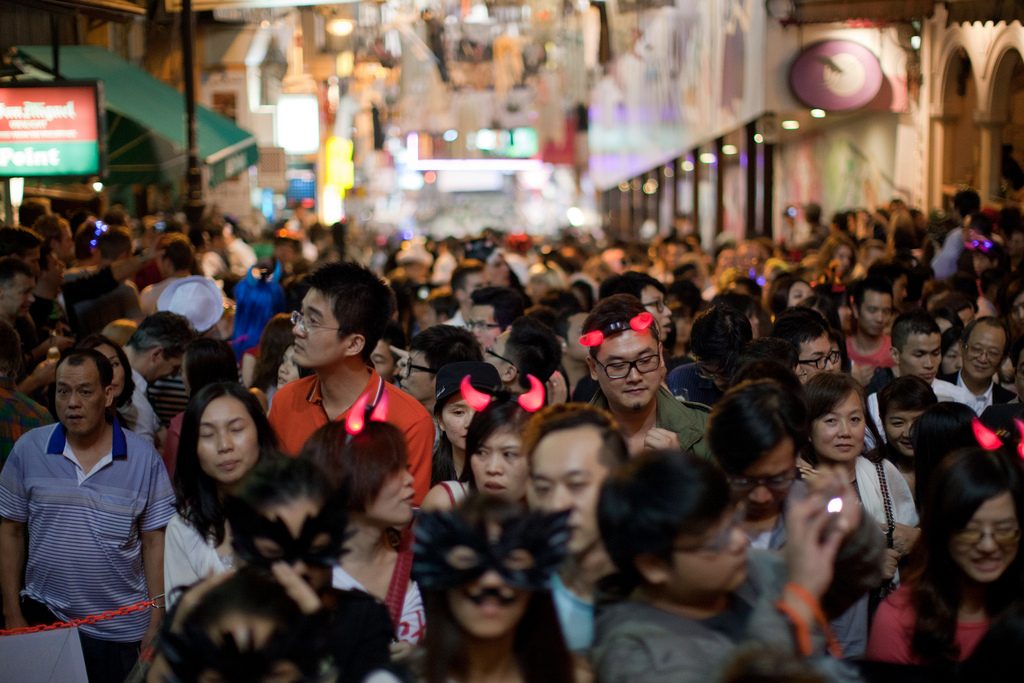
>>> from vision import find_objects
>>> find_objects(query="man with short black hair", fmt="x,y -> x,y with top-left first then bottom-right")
770,308 -> 838,384
939,316 -> 1014,413
140,233 -> 196,315
468,286 -> 525,349
446,259 -> 486,328
667,304 -> 752,405
526,403 -> 627,652
268,262 -> 435,503
398,324 -> 482,411
863,311 -> 973,443
583,294 -> 710,457
847,276 -> 895,382
124,312 -> 196,446
74,226 -> 143,336
0,349 -> 174,683
598,271 -> 672,341
485,316 -> 562,392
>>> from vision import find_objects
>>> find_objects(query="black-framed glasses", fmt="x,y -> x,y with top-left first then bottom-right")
400,357 -> 437,379
595,353 -> 661,380
486,347 -> 516,367
290,310 -> 341,335
468,320 -> 503,332
642,298 -> 667,313
727,469 -> 797,493
797,349 -> 840,370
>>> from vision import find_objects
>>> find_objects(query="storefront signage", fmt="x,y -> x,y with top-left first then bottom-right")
0,82 -> 104,178
789,40 -> 884,112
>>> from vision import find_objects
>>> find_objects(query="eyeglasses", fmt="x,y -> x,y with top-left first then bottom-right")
674,507 -> 746,555
468,320 -> 503,332
953,525 -> 1021,547
290,310 -> 341,335
642,298 -> 667,313
595,353 -> 661,380
486,347 -> 516,367
797,349 -> 840,370
400,357 -> 437,379
964,344 -> 1003,362
728,469 -> 797,493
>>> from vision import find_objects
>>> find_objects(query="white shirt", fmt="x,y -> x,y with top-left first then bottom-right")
163,513 -> 233,609
866,377 -> 978,449
957,372 -> 995,415
332,565 -> 425,643
120,368 -> 160,447
445,310 -> 468,328
226,238 -> 257,278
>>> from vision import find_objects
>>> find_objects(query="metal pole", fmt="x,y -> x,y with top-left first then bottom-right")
181,0 -> 205,226
2,179 -> 12,226
50,14 -> 61,79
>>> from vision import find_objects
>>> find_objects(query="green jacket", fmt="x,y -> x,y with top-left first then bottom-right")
591,386 -> 711,459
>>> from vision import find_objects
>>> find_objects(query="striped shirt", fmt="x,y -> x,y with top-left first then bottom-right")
0,419 -> 175,642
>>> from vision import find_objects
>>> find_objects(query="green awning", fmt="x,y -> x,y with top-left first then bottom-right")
15,45 -> 258,187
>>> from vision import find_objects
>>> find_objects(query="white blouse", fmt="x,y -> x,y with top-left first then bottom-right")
163,513 -> 233,609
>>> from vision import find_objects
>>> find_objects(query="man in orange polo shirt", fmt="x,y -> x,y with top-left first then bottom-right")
268,262 -> 435,503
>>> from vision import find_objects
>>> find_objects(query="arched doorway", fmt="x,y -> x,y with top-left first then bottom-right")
941,48 -> 980,197
991,48 -> 1024,201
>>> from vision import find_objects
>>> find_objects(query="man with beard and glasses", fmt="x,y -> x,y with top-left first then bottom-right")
0,350 -> 174,683
581,294 -> 710,457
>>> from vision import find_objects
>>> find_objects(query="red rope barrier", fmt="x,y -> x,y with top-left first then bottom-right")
0,598 -> 157,636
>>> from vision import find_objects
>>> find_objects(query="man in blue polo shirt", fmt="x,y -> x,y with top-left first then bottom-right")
0,349 -> 174,683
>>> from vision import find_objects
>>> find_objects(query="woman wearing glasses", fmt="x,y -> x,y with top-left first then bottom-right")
867,447 -> 1023,667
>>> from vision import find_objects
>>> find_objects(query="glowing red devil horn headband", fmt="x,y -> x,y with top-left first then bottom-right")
517,374 -> 546,412
370,390 -> 389,422
630,311 -> 654,332
346,390 -> 372,436
579,312 -> 656,348
1014,418 -> 1024,461
972,418 -> 1003,451
460,375 -> 494,412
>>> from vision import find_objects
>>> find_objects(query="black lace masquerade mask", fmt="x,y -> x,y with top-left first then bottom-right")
412,509 -> 570,591
225,490 -> 350,569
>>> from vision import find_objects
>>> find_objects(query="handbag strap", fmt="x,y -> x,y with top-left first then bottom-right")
384,527 -> 414,632
874,460 -> 896,548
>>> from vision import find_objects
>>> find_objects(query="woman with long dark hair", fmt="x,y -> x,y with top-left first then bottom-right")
911,401 -> 977,506
300,420 -> 424,652
414,495 -> 577,683
423,398 -> 534,511
867,448 -> 1023,666
163,382 -> 276,606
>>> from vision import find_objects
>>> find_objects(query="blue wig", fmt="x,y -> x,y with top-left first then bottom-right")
231,261 -> 287,359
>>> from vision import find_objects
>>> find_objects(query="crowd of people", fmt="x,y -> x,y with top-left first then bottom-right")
0,189 -> 1022,683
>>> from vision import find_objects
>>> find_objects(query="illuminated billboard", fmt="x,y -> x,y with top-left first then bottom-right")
0,81 -> 104,178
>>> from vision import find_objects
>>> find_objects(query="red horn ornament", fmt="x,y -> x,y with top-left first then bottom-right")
460,375 -> 494,411
346,390 -> 371,436
517,374 -> 546,412
972,418 -> 1003,451
1014,418 -> 1024,461
630,312 -> 654,332
579,330 -> 605,347
370,390 -> 389,423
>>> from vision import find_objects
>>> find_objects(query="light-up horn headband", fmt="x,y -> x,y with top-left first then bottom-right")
460,374 -> 546,413
579,311 -> 655,348
345,382 -> 389,436
971,417 -> 1024,460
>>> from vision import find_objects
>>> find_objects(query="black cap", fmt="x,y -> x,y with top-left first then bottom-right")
434,361 -> 501,409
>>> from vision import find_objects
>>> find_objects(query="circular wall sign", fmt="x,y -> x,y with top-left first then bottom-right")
789,40 -> 884,111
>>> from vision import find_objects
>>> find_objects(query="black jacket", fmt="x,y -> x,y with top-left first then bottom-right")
938,371 -> 1016,406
